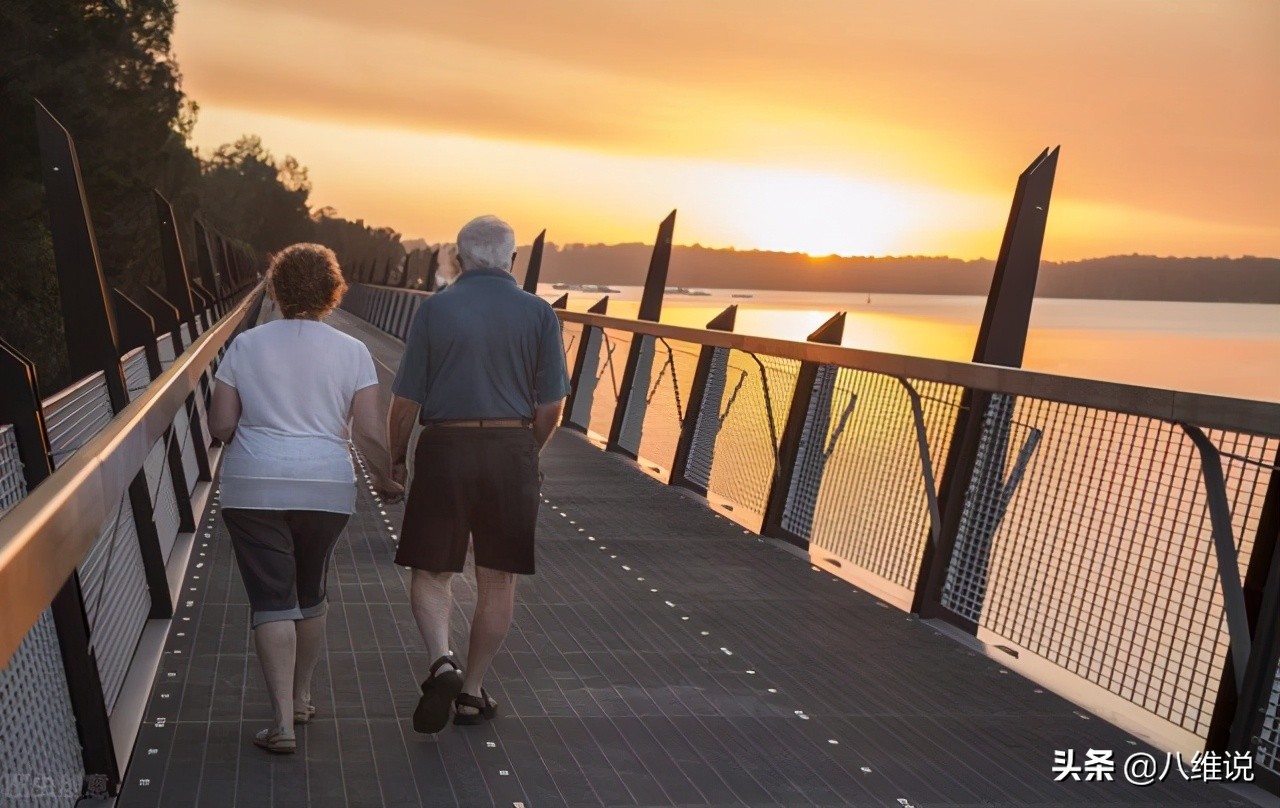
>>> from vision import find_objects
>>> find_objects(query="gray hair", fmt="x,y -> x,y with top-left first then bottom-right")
456,215 -> 516,272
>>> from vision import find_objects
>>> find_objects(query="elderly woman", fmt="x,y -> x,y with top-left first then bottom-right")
209,243 -> 401,754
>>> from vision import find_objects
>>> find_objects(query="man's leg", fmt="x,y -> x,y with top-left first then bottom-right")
410,568 -> 455,661
459,565 -> 516,711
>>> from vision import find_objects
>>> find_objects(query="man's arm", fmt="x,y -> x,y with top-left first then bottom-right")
388,394 -> 420,482
532,398 -> 564,452
532,305 -> 571,452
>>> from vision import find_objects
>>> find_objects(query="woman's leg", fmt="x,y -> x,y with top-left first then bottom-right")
294,613 -> 327,713
254,620 -> 297,735
288,510 -> 351,714
223,509 -> 304,741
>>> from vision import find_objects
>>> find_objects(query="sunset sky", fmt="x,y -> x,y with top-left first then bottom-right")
173,0 -> 1278,260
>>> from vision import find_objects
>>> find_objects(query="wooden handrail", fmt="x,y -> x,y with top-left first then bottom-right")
555,309 -> 1280,437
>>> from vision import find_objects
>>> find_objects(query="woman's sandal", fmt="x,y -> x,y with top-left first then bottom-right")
293,703 -> 317,725
253,728 -> 297,754
453,689 -> 498,726
413,655 -> 463,734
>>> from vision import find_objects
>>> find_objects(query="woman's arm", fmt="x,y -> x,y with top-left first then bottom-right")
208,382 -> 242,443
351,386 -> 403,501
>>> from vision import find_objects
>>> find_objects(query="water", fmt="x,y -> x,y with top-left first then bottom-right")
544,285 -> 1280,403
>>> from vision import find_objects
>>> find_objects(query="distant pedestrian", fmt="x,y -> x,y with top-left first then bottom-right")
388,215 -> 569,731
209,243 -> 402,754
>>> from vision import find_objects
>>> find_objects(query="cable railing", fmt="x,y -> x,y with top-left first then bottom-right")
344,281 -> 1280,790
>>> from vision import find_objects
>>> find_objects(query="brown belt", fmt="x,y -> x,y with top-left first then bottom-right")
424,418 -> 531,428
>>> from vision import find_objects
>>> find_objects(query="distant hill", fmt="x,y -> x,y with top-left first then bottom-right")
525,244 -> 1280,303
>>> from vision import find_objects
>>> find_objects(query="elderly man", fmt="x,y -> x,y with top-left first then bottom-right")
388,215 -> 569,732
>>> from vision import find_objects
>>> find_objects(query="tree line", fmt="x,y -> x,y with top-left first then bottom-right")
0,1 -> 404,390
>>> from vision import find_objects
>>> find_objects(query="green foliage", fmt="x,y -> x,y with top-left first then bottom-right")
0,0 -> 399,390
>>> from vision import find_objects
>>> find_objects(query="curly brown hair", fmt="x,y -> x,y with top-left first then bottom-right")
267,243 -> 347,319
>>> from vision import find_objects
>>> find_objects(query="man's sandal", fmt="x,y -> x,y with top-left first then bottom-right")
413,655 -> 463,734
293,703 -> 316,725
453,689 -> 498,726
253,728 -> 297,754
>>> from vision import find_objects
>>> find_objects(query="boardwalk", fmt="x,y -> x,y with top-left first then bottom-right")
116,311 -> 1254,808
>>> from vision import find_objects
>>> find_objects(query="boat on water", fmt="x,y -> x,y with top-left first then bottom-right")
551,283 -> 621,293
664,286 -> 712,296
732,293 -> 754,299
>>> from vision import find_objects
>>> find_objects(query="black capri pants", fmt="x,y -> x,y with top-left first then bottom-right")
222,509 -> 350,627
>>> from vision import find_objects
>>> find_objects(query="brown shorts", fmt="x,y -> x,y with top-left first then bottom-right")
395,425 -> 540,575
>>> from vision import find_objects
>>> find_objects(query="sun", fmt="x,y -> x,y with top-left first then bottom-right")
716,168 -> 922,257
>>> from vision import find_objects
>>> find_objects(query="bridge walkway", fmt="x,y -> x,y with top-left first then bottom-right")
115,309 -> 1249,808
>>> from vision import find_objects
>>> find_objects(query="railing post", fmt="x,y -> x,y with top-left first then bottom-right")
16,108 -> 127,795
400,251 -> 414,289
670,305 -> 738,496
607,211 -> 675,458
1212,463 -> 1280,756
189,282 -> 213,334
139,288 -> 199,534
424,247 -> 440,291
522,229 -> 546,294
760,313 -> 846,547
913,147 -> 1059,627
562,297 -> 609,432
219,237 -> 236,306
111,291 -> 176,620
192,219 -> 221,320
154,191 -> 200,346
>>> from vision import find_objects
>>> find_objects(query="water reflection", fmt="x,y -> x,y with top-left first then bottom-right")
551,286 -> 1280,402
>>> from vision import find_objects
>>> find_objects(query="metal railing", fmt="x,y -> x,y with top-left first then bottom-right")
0,100 -> 265,804
345,281 -> 1280,789
0,287 -> 262,801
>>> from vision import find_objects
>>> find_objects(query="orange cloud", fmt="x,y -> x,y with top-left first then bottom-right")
174,0 -> 1280,258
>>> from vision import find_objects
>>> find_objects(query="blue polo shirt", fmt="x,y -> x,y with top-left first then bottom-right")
391,267 -> 571,419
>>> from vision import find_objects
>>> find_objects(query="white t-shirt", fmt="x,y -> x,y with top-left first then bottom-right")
214,319 -> 379,513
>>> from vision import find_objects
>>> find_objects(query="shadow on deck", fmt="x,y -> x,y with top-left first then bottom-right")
115,311 -> 1253,808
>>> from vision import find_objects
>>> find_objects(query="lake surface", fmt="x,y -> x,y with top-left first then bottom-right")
542,285 -> 1280,403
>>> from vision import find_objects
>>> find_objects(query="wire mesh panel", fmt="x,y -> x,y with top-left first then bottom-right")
77,489 -> 150,714
635,338 -> 702,479
942,393 -> 1039,622
955,395 -> 1278,738
683,347 -> 731,492
1258,665 -> 1280,775
705,350 -> 799,527
173,405 -> 200,496
586,328 -> 633,440
560,322 -> 583,381
801,371 -> 963,593
0,609 -> 85,804
43,372 -> 113,470
143,433 -> 182,563
122,348 -> 151,399
157,333 -> 176,371
0,425 -> 25,516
